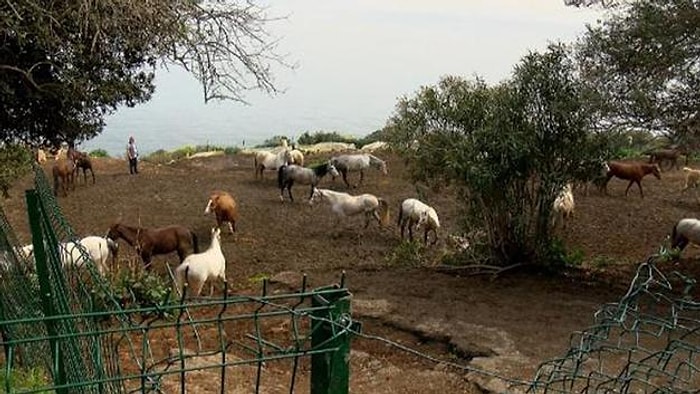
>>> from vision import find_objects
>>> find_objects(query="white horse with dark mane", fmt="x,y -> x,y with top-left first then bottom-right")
254,149 -> 290,180
330,153 -> 388,188
309,187 -> 390,229
398,198 -> 440,245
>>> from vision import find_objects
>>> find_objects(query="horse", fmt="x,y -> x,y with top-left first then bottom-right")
599,161 -> 661,198
398,198 -> 440,245
69,148 -> 95,184
58,236 -> 119,276
175,227 -> 226,297
287,149 -> 305,166
648,148 -> 686,171
671,218 -> 700,255
204,191 -> 239,234
331,153 -> 388,188
52,158 -> 75,197
309,187 -> 390,229
277,161 -> 340,202
106,222 -> 199,270
254,149 -> 290,180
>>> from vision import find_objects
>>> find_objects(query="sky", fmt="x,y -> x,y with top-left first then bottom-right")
82,1 -> 602,155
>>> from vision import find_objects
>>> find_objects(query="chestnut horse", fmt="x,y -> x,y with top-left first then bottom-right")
68,147 -> 95,184
106,223 -> 199,269
599,161 -> 661,198
52,158 -> 75,196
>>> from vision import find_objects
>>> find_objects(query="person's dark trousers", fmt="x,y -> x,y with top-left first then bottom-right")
129,158 -> 138,174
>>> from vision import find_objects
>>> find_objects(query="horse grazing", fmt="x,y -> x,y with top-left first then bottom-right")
398,198 -> 440,245
648,148 -> 685,171
330,153 -> 388,188
671,218 -> 700,254
254,149 -> 289,180
59,236 -> 119,276
175,227 -> 226,297
52,158 -> 75,196
599,161 -> 661,198
204,191 -> 239,234
309,187 -> 390,229
106,222 -> 199,270
277,161 -> 339,202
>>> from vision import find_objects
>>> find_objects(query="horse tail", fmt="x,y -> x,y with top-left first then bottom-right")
191,230 -> 199,254
377,198 -> 390,227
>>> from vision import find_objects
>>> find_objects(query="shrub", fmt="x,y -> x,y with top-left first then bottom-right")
386,241 -> 425,267
89,149 -> 109,158
297,131 -> 356,146
257,135 -> 289,148
0,367 -> 50,392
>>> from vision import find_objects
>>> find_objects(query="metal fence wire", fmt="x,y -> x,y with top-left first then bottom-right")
2,163 -> 700,393
0,165 -> 353,393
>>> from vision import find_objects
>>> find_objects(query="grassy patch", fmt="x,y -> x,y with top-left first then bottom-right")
248,272 -> 270,285
0,367 -> 52,393
89,149 -> 109,158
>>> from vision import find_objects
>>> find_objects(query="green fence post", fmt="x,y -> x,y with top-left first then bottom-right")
25,189 -> 68,394
310,286 -> 353,394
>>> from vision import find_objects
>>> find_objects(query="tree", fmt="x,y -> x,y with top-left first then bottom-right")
1,0 -> 286,147
571,0 -> 700,145
387,44 -> 608,268
0,0 -> 287,195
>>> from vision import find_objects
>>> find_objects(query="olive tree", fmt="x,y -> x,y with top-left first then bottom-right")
0,0 -> 287,195
387,44 -> 607,267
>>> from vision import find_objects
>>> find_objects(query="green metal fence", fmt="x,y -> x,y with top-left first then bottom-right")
0,165 -> 354,393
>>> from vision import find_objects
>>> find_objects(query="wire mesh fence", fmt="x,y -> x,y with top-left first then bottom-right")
0,165 -> 354,393
2,163 -> 700,393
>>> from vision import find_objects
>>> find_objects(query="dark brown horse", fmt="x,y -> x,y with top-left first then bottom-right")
52,158 -> 75,197
648,148 -> 687,171
106,223 -> 199,269
599,161 -> 661,198
68,147 -> 95,184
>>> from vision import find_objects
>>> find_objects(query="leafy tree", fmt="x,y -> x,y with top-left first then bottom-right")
0,1 -> 286,195
387,45 -> 608,268
571,0 -> 699,145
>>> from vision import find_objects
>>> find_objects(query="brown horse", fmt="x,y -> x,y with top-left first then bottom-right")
68,147 -> 95,184
648,148 -> 686,171
600,161 -> 661,198
52,158 -> 75,196
106,223 -> 199,269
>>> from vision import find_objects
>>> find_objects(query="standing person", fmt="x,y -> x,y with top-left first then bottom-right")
126,136 -> 139,174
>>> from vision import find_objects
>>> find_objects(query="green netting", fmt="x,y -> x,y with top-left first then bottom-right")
0,163 -> 353,393
521,259 -> 700,393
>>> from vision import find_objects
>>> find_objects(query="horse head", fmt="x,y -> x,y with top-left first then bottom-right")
650,164 -> 662,179
327,161 -> 340,178
309,188 -> 323,206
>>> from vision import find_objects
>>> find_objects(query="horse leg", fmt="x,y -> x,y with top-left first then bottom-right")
624,180 -> 634,196
342,170 -> 351,189
637,180 -> 644,198
358,170 -> 365,187
408,223 -> 414,242
142,253 -> 152,271
400,221 -> 406,239
424,228 -> 429,245
288,183 -> 295,203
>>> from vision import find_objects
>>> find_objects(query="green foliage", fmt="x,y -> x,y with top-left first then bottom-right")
94,269 -> 174,316
0,145 -> 33,198
257,135 -> 290,148
386,241 -> 425,267
576,0 -> 700,144
0,367 -> 51,393
89,149 -> 109,158
248,272 -> 270,285
142,144 -> 239,164
297,131 -> 356,146
387,44 -> 607,269
1,2 -> 284,147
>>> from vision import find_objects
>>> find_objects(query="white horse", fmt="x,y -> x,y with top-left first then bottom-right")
254,149 -> 290,180
671,218 -> 700,255
59,236 -> 118,275
175,227 -> 226,297
309,188 -> 390,229
330,153 -> 388,188
398,198 -> 440,245
287,149 -> 305,166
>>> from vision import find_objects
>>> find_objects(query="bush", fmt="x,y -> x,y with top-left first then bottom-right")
297,131 -> 356,146
93,269 -> 174,317
257,135 -> 289,148
89,149 -> 109,158
0,367 -> 50,392
386,241 -> 425,267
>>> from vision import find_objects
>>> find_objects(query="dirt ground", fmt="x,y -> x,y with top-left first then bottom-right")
4,152 -> 700,393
